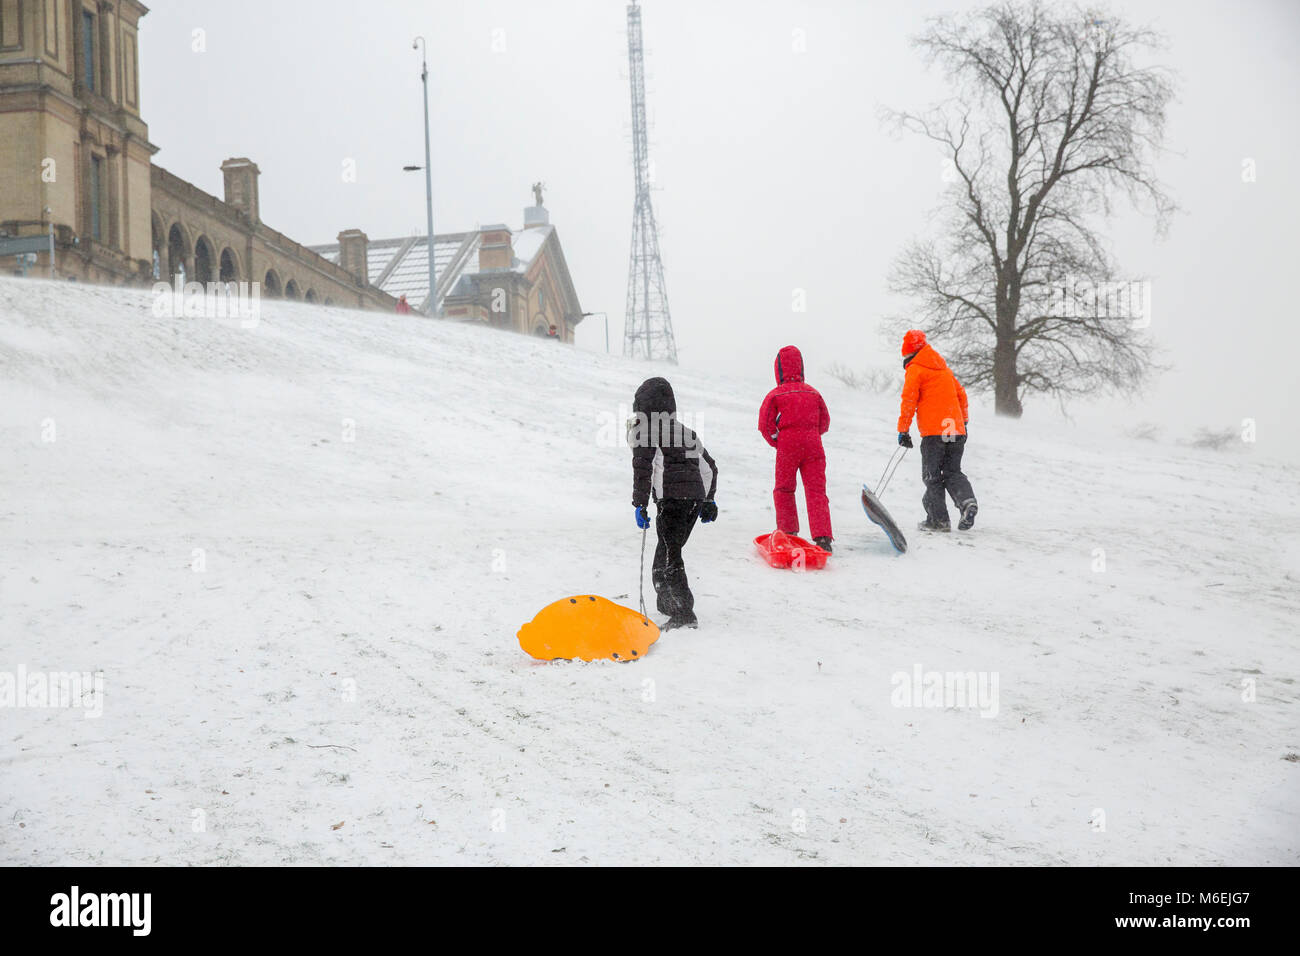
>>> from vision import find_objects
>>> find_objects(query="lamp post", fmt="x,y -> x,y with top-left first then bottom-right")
582,311 -> 609,353
412,36 -> 436,316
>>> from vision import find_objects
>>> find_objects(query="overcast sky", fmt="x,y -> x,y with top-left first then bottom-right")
140,0 -> 1300,449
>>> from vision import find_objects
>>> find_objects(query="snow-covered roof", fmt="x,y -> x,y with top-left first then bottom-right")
510,227 -> 550,274
309,222 -> 553,314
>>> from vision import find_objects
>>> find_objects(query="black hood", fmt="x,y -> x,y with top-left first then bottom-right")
634,377 -> 676,417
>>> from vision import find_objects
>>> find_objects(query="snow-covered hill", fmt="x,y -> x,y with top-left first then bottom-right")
1,277 -> 1295,865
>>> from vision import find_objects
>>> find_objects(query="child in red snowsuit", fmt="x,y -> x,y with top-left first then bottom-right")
758,346 -> 833,551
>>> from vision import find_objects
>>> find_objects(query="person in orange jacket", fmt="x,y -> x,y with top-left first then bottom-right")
896,330 -> 978,532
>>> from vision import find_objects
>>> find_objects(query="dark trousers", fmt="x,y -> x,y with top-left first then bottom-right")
920,435 -> 976,524
652,499 -> 700,620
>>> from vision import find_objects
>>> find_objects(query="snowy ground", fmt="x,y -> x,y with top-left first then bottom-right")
1,277 -> 1296,865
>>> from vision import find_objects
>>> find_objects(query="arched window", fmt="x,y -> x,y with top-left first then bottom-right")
151,215 -> 165,279
193,236 -> 215,284
166,224 -> 190,283
219,248 -> 239,283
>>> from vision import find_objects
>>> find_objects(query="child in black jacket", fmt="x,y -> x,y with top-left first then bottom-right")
628,377 -> 718,630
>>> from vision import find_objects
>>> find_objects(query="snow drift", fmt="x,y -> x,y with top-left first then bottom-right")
0,277 -> 1295,865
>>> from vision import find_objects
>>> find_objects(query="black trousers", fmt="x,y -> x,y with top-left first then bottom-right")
652,499 -> 700,620
920,435 -> 976,524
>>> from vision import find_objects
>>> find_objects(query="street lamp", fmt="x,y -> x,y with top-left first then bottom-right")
582,312 -> 610,353
412,36 -> 436,316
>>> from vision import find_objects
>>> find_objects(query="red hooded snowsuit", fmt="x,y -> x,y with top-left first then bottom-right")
758,346 -> 832,540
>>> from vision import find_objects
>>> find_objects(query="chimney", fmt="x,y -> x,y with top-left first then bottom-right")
220,158 -> 261,223
478,225 -> 513,272
337,229 -> 370,284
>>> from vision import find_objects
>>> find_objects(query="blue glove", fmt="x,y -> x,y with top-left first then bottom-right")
634,505 -> 651,529
898,432 -> 913,449
700,500 -> 718,523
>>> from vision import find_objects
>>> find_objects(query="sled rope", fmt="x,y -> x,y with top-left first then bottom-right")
638,525 -> 648,618
875,447 -> 909,497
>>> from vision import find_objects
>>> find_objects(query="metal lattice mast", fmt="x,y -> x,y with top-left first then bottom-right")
623,1 -> 678,363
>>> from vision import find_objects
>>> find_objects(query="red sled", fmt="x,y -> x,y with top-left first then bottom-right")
754,531 -> 830,570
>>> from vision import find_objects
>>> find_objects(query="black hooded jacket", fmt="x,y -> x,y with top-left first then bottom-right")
629,377 -> 718,508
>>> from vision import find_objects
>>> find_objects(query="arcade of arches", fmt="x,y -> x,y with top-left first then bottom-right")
148,164 -> 394,310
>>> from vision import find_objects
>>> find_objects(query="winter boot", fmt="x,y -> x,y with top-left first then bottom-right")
917,517 -> 951,532
813,536 -> 833,554
661,612 -> 698,632
958,499 -> 978,530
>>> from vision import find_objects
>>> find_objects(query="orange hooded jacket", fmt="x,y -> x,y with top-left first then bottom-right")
897,344 -> 969,437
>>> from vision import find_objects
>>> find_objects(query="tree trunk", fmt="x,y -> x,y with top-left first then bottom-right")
992,277 -> 1023,418
993,297 -> 1023,417
993,340 -> 1022,416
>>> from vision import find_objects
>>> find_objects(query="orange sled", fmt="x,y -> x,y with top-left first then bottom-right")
518,594 -> 660,662
754,531 -> 830,570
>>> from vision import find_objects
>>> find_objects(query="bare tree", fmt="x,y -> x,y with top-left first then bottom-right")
825,363 -> 900,395
1189,426 -> 1240,451
883,2 -> 1175,416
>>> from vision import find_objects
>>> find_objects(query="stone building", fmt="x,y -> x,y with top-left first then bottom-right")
0,0 -> 584,333
310,195 -> 585,341
0,0 -> 154,284
150,159 -> 395,309
0,0 -> 394,307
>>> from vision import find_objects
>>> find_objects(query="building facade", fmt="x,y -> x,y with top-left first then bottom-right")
1,0 -> 583,333
150,159 -> 395,309
0,0 -> 155,284
310,198 -> 585,342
